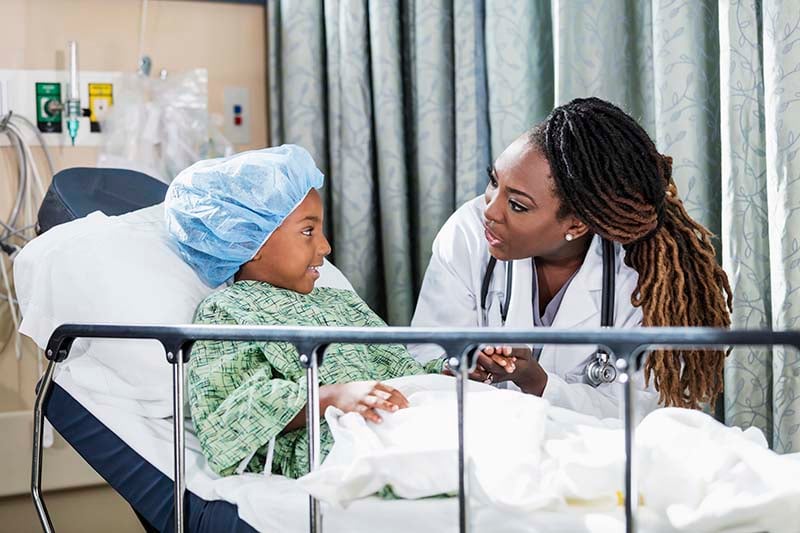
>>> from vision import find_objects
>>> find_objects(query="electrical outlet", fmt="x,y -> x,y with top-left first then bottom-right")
223,86 -> 250,145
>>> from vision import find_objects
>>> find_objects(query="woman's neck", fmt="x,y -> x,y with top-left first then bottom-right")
534,235 -> 592,311
535,233 -> 592,272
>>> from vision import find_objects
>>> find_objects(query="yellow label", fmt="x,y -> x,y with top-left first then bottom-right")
88,83 -> 113,123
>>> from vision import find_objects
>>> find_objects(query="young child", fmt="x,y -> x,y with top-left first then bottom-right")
165,145 -> 442,478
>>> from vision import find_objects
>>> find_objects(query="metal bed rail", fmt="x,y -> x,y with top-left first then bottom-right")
31,325 -> 800,533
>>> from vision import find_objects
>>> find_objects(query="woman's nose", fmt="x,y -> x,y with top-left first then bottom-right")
484,191 -> 502,225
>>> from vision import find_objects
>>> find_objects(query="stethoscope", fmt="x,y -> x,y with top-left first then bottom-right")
479,238 -> 618,386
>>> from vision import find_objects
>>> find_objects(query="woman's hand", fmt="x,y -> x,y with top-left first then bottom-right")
322,381 -> 410,423
444,345 -> 549,396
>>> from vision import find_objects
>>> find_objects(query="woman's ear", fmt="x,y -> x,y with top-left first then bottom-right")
567,217 -> 591,239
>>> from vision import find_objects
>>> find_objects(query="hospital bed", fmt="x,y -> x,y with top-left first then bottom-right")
24,168 -> 800,533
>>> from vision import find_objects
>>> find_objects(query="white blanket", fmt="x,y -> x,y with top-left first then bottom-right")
299,375 -> 800,533
56,369 -> 637,533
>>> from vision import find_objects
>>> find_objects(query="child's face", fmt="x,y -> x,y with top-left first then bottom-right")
238,188 -> 331,293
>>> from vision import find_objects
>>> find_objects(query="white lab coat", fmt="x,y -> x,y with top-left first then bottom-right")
410,196 -> 660,419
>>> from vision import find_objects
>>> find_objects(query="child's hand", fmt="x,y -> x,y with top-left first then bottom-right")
477,345 -> 547,395
442,345 -> 531,385
324,381 -> 410,423
444,346 -> 530,383
479,345 -> 517,374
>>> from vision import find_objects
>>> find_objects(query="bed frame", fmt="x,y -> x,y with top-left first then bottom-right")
31,325 -> 799,533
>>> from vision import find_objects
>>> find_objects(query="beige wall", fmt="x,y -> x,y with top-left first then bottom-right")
0,0 -> 268,528
1,0 -> 269,405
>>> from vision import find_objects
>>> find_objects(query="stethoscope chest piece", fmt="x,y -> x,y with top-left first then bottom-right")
585,350 -> 617,386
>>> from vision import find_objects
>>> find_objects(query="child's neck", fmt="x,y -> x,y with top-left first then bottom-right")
234,272 -> 308,294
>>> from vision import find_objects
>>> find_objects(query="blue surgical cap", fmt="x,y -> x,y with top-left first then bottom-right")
165,144 -> 324,287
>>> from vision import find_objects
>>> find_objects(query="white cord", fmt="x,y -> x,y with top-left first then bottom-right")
0,256 -> 18,329
0,253 -> 21,360
22,132 -> 34,246
0,116 -> 54,444
7,121 -> 47,199
1,111 -> 54,362
0,222 -> 35,243
9,115 -> 55,176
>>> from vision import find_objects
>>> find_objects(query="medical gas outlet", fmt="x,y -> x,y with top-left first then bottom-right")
35,82 -> 62,133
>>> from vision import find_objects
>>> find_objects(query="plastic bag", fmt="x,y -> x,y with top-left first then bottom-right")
97,69 -> 234,183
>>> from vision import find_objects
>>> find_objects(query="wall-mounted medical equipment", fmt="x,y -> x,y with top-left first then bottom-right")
0,66 -> 120,148
30,41 -> 88,145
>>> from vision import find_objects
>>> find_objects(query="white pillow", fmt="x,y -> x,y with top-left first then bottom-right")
14,203 -> 353,417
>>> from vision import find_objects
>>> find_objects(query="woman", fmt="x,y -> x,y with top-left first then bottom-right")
165,145 -> 442,478
411,97 -> 732,418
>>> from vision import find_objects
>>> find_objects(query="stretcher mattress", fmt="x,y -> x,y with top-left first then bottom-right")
47,367 -> 644,533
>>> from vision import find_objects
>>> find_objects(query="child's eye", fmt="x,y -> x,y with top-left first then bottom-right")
509,200 -> 528,213
302,228 -> 313,237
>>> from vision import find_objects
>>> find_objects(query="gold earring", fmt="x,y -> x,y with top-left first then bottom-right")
565,234 -> 574,242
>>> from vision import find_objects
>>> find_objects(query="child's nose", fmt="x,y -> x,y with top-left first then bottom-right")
319,234 -> 331,257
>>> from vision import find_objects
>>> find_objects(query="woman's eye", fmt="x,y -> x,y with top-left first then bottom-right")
509,200 -> 527,213
302,228 -> 313,236
486,166 -> 497,188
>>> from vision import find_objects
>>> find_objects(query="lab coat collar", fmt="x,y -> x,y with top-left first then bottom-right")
504,235 -> 605,330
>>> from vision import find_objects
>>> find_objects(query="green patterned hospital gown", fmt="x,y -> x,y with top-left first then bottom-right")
189,280 -> 443,478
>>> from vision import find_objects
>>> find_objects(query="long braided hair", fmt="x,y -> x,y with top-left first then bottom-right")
529,97 -> 732,409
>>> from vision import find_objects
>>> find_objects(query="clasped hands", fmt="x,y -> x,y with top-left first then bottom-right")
444,345 -> 548,396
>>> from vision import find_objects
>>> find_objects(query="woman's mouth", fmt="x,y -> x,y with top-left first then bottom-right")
484,225 -> 504,247
307,265 -> 321,279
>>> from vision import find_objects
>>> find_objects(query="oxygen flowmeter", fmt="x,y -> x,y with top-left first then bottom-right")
39,41 -> 84,145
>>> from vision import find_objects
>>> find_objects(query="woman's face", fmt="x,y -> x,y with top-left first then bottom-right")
484,135 -> 588,261
238,188 -> 331,293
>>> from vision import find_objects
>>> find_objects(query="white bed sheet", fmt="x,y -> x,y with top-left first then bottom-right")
53,367 -> 665,533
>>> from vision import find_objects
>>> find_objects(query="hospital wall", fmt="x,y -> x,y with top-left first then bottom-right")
0,1 -> 268,530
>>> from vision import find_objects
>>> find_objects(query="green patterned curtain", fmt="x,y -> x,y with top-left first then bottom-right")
267,0 -> 800,451
720,0 -> 800,453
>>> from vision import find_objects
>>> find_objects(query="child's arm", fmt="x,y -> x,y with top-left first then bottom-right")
341,289 -> 446,377
334,288 -> 430,379
189,335 -> 308,477
191,337 -> 414,477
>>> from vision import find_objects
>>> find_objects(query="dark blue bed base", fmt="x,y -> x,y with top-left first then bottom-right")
44,382 -> 257,533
